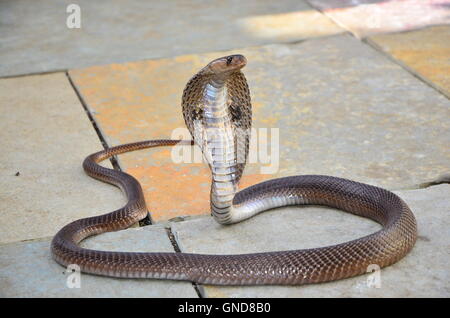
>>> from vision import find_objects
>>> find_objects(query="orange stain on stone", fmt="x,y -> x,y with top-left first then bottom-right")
126,163 -> 211,220
126,160 -> 272,221
369,25 -> 450,96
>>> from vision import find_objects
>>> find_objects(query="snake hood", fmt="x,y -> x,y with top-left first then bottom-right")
182,54 -> 253,224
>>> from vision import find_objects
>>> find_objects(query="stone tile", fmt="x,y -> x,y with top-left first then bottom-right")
69,34 -> 449,223
171,184 -> 450,297
307,0 -> 450,38
368,25 -> 450,98
0,0 -> 343,77
0,73 -> 125,244
0,224 -> 198,297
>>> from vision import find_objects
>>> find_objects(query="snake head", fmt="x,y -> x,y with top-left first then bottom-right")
202,54 -> 247,78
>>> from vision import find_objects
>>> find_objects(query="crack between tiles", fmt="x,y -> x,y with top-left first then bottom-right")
417,179 -> 450,189
0,69 -> 67,80
65,72 -> 121,170
408,177 -> 450,191
363,36 -> 450,100
65,71 -> 153,227
304,0 -> 449,99
303,0 -> 358,37
0,235 -> 55,247
390,173 -> 450,191
165,226 -> 205,298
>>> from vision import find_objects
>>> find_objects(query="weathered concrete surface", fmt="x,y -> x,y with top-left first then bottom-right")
306,0 -> 450,38
172,184 -> 450,297
0,73 -> 125,244
0,0 -> 343,77
368,25 -> 450,98
0,224 -> 198,297
69,34 -> 450,222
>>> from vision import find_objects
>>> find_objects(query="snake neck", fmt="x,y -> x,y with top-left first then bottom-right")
196,78 -> 240,224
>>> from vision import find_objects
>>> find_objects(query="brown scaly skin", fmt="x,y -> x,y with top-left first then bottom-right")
51,56 -> 417,285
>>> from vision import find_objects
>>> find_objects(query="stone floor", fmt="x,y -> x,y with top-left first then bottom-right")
0,0 -> 449,297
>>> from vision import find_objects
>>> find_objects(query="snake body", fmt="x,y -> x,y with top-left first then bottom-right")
51,55 -> 417,285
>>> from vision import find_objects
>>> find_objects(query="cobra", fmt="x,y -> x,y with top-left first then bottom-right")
51,55 -> 417,285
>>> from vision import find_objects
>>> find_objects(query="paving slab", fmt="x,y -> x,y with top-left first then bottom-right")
0,73 -> 125,244
69,34 -> 450,222
0,224 -> 198,297
171,184 -> 450,297
0,0 -> 343,78
306,0 -> 450,38
368,25 -> 450,98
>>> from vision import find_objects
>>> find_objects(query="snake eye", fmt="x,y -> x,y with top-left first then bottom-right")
226,56 -> 233,66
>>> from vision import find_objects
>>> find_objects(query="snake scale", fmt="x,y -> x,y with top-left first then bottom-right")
51,55 -> 417,285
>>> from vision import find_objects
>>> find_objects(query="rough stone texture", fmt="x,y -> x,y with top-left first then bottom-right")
306,0 -> 450,38
0,73 -> 125,244
171,184 -> 450,297
0,0 -> 343,77
69,34 -> 450,222
0,224 -> 198,297
368,25 -> 450,98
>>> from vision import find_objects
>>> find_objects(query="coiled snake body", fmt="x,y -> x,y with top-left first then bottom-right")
51,55 -> 417,285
